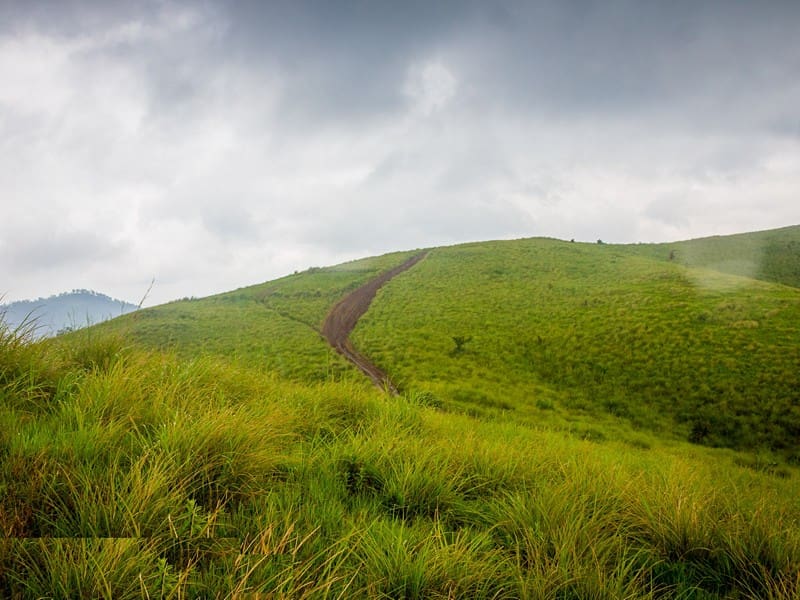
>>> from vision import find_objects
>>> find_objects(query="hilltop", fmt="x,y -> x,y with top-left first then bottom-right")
103,224 -> 800,457
2,225 -> 799,598
354,232 -> 800,456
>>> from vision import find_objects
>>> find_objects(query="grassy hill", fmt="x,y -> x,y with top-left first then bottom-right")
2,226 -> 799,598
353,236 -> 800,456
624,224 -> 800,288
101,249 -> 420,381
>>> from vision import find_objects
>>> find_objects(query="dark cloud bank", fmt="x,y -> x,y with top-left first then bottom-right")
1,0 -> 798,304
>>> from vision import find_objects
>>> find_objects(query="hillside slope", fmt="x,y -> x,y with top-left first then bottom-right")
4,227 -> 800,597
100,250 -> 420,381
108,227 -> 800,457
353,237 -> 800,456
1,328 -> 798,597
623,224 -> 800,288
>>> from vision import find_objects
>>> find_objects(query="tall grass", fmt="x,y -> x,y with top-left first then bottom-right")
1,324 -> 798,597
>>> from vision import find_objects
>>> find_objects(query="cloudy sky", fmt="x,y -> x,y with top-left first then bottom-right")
1,0 -> 799,305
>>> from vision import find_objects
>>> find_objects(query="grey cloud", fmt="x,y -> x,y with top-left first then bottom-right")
644,195 -> 693,229
4,229 -> 127,270
0,1 -> 144,35
10,0 -> 800,134
413,195 -> 536,243
297,169 -> 537,255
1,0 -> 799,305
769,116 -> 800,140
209,1 -> 480,131
201,205 -> 263,242
443,2 -> 800,133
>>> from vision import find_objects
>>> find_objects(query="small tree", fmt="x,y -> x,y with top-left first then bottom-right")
451,335 -> 472,355
689,420 -> 711,444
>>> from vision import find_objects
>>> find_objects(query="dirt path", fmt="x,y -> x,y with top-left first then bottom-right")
321,252 -> 428,394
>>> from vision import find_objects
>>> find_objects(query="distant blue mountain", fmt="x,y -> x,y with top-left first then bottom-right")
1,289 -> 138,338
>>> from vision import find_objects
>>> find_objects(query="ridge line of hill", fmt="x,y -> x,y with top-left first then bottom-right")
321,251 -> 429,393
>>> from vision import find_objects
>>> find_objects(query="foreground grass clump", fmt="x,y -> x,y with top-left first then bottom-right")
1,328 -> 798,598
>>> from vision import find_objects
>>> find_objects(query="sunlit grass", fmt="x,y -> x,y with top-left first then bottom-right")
5,230 -> 799,596
626,224 -> 800,289
3,327 -> 798,597
353,237 -> 800,457
95,249 -> 421,382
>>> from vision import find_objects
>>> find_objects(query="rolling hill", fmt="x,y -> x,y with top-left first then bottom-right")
2,225 -> 799,598
353,235 -> 800,455
103,225 -> 800,456
0,290 -> 137,338
625,224 -> 800,288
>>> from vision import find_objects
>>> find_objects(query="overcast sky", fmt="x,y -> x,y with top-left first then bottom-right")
1,0 -> 799,305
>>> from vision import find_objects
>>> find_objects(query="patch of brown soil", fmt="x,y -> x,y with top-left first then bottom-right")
321,252 -> 427,394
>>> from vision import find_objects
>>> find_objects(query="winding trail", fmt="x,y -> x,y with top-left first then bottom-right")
321,252 -> 428,394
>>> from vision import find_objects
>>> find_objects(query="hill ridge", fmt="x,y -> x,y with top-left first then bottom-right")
95,226 -> 800,456
1,289 -> 137,338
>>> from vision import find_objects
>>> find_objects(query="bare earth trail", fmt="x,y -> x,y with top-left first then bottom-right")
321,252 -> 428,394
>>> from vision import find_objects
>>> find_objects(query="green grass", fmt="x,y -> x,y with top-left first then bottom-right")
96,249 -> 420,382
352,237 -> 800,457
624,224 -> 800,289
98,228 -> 800,457
1,328 -> 798,598
4,226 -> 799,597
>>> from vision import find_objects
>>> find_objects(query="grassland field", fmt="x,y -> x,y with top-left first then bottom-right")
1,226 -> 799,598
353,235 -> 800,457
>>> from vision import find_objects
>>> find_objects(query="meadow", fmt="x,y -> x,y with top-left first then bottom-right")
353,236 -> 800,458
626,225 -> 800,289
100,249 -> 420,382
2,227 -> 800,597
1,326 -> 798,598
